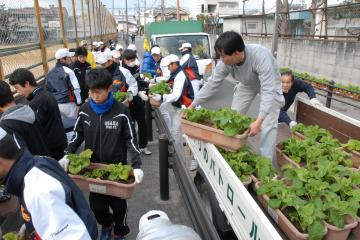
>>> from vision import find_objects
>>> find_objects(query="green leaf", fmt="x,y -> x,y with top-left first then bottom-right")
308,220 -> 325,240
268,198 -> 281,209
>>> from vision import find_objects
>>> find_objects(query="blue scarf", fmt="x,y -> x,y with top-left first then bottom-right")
89,92 -> 114,115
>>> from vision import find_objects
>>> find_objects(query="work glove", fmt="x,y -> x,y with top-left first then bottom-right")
149,78 -> 156,84
143,77 -> 150,83
155,76 -> 167,83
59,155 -> 70,171
151,94 -> 161,102
138,91 -> 149,101
310,98 -> 322,107
126,92 -> 133,102
18,224 -> 26,239
133,169 -> 144,183
289,121 -> 298,129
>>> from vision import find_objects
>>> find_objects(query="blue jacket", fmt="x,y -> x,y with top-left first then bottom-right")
5,149 -> 98,239
141,51 -> 157,77
279,79 -> 316,125
45,63 -> 82,105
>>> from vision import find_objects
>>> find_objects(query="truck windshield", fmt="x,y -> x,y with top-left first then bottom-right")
155,35 -> 211,60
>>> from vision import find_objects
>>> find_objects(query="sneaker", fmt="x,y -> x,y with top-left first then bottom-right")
190,159 -> 198,171
100,226 -> 112,240
114,235 -> 126,240
140,147 -> 152,155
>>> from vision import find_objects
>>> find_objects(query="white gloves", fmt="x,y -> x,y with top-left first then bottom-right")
155,77 -> 167,83
310,98 -> 322,107
289,121 -> 298,129
149,78 -> 156,84
59,155 -> 70,171
126,92 -> 133,102
18,224 -> 26,239
144,77 -> 150,83
133,169 -> 144,183
138,91 -> 149,101
151,94 -> 161,102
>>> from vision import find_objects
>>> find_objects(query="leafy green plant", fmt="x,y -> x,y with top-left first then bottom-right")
113,92 -> 127,102
2,232 -> 20,240
68,149 -> 93,174
149,81 -> 171,95
106,163 -> 133,181
210,108 -> 252,136
182,108 -> 211,123
344,139 -> 360,152
142,72 -> 152,79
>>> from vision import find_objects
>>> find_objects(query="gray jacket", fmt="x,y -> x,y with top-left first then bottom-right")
192,44 -> 284,119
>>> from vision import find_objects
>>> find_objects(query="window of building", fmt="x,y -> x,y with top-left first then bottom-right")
247,23 -> 257,30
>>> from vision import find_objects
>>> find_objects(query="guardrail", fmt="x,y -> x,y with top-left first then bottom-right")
151,107 -> 221,240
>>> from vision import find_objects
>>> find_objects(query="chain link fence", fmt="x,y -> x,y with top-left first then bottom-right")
0,0 -> 117,87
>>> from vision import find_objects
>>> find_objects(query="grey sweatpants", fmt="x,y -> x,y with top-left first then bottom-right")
231,84 -> 281,166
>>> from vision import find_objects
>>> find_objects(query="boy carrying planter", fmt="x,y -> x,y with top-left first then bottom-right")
59,68 -> 144,240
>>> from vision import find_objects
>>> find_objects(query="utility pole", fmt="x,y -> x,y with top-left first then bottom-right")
242,0 -> 247,35
161,0 -> 165,21
261,0 -> 267,36
112,0 -> 114,15
125,0 -> 129,46
176,0 -> 180,20
138,0 -> 141,28
144,0 -> 146,34
271,0 -> 281,58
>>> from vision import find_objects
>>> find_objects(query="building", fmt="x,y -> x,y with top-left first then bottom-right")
222,14 -> 275,36
152,7 -> 190,22
190,0 -> 240,18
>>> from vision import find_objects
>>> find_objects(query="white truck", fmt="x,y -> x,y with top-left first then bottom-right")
185,96 -> 360,240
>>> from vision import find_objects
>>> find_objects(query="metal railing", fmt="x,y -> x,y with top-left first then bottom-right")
152,107 -> 221,240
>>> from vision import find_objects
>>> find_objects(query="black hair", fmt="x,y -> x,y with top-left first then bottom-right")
9,68 -> 37,87
214,31 -> 245,56
0,81 -> 14,107
75,47 -> 88,56
85,68 -> 113,89
281,70 -> 294,82
69,48 -> 76,54
121,49 -> 137,60
0,133 -> 21,160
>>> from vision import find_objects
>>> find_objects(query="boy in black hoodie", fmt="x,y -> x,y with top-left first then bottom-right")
60,68 -> 143,240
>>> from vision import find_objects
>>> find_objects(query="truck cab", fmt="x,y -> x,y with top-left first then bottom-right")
145,21 -> 213,81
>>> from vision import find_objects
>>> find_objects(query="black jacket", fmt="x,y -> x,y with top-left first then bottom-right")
279,79 -> 316,125
70,61 -> 91,102
0,104 -> 49,156
27,87 -> 67,160
5,149 -> 98,239
65,101 -> 142,168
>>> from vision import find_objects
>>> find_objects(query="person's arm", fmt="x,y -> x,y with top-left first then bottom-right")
278,108 -> 292,125
162,72 -> 186,103
191,61 -> 229,107
64,67 -> 82,105
142,57 -> 156,76
23,168 -> 92,240
120,67 -> 138,96
65,111 -> 86,154
119,109 -> 142,169
296,79 -> 316,99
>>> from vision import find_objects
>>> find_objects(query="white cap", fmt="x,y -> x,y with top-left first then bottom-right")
127,44 -> 137,51
163,54 -> 179,66
98,41 -> 104,45
115,44 -> 123,51
179,42 -> 192,51
93,41 -> 97,46
68,51 -> 75,57
0,127 -> 7,141
96,53 -> 111,65
151,46 -> 161,55
80,40 -> 88,46
139,210 -> 170,232
112,50 -> 121,59
55,48 -> 70,60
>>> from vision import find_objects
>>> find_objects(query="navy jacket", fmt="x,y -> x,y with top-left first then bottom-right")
279,79 -> 316,125
5,149 -> 98,239
180,50 -> 201,80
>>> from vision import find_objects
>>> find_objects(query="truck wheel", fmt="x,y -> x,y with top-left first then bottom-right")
194,171 -> 233,235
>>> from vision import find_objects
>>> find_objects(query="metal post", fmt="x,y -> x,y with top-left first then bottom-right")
326,80 -> 334,108
242,0 -> 247,35
144,0 -> 146,35
159,134 -> 169,201
81,0 -> 86,40
161,0 -> 165,21
34,0 -> 49,74
0,59 -> 4,81
125,0 -> 129,46
176,0 -> 180,20
72,0 -> 79,47
92,0 -> 97,40
146,101 -> 153,141
86,0 -> 93,43
271,0 -> 281,58
58,0 -> 67,47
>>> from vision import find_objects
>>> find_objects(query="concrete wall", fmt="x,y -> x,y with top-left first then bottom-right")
242,36 -> 360,86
